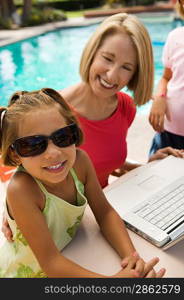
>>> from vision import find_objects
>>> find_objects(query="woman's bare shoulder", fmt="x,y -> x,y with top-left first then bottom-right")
59,83 -> 81,105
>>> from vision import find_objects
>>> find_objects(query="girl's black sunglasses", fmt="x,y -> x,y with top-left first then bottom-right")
11,123 -> 79,157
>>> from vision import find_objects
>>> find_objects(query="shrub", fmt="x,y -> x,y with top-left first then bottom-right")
0,17 -> 13,29
21,6 -> 67,26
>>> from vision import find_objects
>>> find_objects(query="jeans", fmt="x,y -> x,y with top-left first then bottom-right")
149,131 -> 184,157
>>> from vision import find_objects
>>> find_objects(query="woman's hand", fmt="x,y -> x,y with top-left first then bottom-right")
111,161 -> 141,177
148,147 -> 184,163
1,213 -> 13,242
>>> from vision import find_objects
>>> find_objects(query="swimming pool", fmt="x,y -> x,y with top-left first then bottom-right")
0,19 -> 174,111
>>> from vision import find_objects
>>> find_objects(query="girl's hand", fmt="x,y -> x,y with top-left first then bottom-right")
149,97 -> 168,132
121,253 -> 166,278
143,257 -> 166,278
145,266 -> 166,278
1,213 -> 13,242
121,251 -> 144,276
148,147 -> 184,162
113,253 -> 141,278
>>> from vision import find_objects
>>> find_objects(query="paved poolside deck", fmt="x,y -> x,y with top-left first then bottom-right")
0,16 -> 106,47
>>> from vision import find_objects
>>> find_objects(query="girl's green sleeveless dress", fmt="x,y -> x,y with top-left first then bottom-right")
0,167 -> 87,278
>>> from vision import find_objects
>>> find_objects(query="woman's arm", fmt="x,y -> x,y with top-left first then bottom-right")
111,160 -> 141,177
112,148 -> 184,178
1,213 -> 13,242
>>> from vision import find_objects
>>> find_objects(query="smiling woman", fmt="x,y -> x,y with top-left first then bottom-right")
61,12 -> 154,188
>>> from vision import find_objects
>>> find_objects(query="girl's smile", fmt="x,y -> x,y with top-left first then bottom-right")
43,160 -> 67,173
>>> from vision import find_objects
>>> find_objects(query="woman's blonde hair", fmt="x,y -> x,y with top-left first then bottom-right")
176,0 -> 184,19
0,88 -> 83,166
80,13 -> 154,106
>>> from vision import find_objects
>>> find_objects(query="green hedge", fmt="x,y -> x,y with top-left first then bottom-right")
40,1 -> 104,11
23,7 -> 67,26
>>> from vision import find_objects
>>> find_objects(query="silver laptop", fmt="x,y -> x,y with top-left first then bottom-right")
105,155 -> 184,250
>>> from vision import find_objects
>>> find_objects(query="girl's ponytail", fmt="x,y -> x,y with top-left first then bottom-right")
8,91 -> 27,106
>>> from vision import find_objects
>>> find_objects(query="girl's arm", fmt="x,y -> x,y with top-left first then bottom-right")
6,171 -> 140,278
149,67 -> 172,132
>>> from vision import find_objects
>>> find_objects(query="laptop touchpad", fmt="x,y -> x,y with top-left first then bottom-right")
137,175 -> 164,190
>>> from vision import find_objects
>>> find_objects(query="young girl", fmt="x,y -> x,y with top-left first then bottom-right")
149,0 -> 184,155
0,88 -> 165,278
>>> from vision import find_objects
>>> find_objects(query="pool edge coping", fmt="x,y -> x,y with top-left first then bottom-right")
0,17 -> 105,47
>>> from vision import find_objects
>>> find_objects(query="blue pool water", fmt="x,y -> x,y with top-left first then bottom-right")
0,19 -> 174,112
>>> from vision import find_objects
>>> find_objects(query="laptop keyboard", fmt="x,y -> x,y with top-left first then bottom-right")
134,180 -> 184,231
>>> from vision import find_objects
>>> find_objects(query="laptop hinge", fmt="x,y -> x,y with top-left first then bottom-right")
164,215 -> 184,234
167,220 -> 184,240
